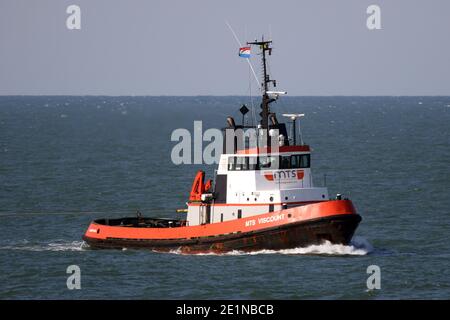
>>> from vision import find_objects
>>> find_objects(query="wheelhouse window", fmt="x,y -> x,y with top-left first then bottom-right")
280,156 -> 290,169
228,156 -> 258,171
248,156 -> 258,170
258,156 -> 279,170
228,157 -> 236,171
280,154 -> 310,169
291,154 -> 310,168
235,156 -> 245,171
228,154 -> 310,171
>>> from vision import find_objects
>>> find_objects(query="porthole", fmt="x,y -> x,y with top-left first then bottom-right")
270,197 -> 274,202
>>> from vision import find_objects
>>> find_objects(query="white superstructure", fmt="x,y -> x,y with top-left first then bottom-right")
187,145 -> 329,226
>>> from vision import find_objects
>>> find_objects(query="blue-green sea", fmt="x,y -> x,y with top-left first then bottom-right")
0,96 -> 449,299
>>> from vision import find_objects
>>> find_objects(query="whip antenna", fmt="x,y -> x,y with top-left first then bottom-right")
225,21 -> 261,88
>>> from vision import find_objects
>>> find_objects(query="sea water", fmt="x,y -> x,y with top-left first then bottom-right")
0,96 -> 449,299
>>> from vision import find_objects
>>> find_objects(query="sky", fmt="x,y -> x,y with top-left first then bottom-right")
0,0 -> 449,96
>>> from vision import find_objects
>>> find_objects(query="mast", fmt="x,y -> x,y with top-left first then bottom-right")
247,37 -> 277,145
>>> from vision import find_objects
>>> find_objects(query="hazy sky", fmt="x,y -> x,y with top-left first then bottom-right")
1,0 -> 449,95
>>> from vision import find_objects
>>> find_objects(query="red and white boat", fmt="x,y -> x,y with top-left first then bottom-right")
83,38 -> 361,253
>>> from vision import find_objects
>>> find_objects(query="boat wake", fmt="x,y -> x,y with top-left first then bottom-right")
168,237 -> 373,256
0,238 -> 372,255
0,240 -> 87,252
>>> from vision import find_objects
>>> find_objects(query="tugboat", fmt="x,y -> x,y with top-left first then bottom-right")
83,38 -> 361,253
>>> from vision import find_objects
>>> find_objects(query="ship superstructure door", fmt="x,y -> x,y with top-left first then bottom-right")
199,204 -> 211,225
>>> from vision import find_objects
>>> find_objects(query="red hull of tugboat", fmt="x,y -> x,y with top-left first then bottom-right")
83,200 -> 361,253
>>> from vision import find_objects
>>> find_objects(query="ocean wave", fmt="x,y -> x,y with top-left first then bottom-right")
168,236 -> 373,256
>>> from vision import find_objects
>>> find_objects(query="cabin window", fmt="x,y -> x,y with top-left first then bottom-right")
248,157 -> 258,170
258,156 -> 279,169
228,154 -> 309,170
280,156 -> 291,169
279,154 -> 310,169
228,157 -> 235,170
235,157 -> 245,171
291,154 -> 310,168
228,156 -> 258,171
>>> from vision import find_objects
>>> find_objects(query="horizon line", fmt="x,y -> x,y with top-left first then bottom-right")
1,94 -> 450,98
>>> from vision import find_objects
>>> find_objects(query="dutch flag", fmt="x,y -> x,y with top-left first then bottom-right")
239,47 -> 251,58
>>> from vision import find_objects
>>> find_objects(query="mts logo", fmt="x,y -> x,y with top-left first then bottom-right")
264,170 -> 304,181
245,220 -> 256,227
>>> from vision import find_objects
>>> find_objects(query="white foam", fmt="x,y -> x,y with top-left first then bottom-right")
1,237 -> 373,256
168,236 -> 373,256
0,240 -> 87,252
